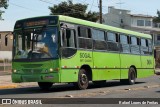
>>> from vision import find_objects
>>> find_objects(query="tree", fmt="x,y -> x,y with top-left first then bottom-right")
0,0 -> 9,20
49,1 -> 99,22
153,10 -> 160,23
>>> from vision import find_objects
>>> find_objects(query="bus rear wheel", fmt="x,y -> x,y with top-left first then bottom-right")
74,69 -> 89,90
120,67 -> 136,85
128,67 -> 136,85
38,82 -> 53,91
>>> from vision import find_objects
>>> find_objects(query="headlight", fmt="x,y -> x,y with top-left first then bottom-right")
13,69 -> 17,73
49,68 -> 53,72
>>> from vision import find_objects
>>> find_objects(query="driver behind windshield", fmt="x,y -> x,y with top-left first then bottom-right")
38,30 -> 57,58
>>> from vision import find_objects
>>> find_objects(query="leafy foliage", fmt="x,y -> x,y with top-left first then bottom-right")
0,0 -> 8,9
49,1 -> 99,22
0,0 -> 9,20
153,10 -> 160,23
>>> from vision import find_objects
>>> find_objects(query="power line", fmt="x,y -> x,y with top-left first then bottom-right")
10,2 -> 35,11
116,0 -> 125,9
41,0 -> 92,14
39,0 -> 63,5
39,0 -> 54,5
10,2 -> 46,13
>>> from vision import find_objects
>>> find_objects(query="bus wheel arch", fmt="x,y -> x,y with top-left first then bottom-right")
130,65 -> 137,78
80,65 -> 92,81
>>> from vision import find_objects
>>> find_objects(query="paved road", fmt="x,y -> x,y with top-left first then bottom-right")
0,75 -> 160,107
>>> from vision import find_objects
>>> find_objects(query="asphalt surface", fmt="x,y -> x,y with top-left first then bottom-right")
0,75 -> 159,97
0,74 -> 160,107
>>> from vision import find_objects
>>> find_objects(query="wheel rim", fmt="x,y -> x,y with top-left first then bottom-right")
80,74 -> 88,85
130,70 -> 135,83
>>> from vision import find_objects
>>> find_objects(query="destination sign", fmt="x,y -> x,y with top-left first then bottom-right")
24,20 -> 49,27
14,16 -> 58,29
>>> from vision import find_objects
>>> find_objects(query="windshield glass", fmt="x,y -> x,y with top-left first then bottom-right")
13,27 -> 58,59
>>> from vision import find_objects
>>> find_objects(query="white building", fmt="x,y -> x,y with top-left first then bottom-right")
102,6 -> 160,67
102,6 -> 160,47
103,6 -> 154,32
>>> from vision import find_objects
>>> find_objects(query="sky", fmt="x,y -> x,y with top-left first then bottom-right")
0,0 -> 160,31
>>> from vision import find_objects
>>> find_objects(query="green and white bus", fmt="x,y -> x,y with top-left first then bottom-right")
11,15 -> 154,90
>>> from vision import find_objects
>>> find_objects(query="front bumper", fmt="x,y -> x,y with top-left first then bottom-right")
12,73 -> 60,83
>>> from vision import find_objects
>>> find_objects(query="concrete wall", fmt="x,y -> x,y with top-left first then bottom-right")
103,7 -> 131,28
0,31 -> 13,61
0,31 -> 13,51
103,7 -> 153,30
0,51 -> 12,60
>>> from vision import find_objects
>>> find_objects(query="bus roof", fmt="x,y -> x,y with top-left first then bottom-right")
15,15 -> 151,39
58,15 -> 151,39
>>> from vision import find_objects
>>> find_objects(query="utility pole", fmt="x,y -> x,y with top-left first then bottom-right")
99,0 -> 102,24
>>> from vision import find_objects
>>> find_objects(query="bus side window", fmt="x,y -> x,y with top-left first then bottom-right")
140,38 -> 149,55
92,29 -> 107,50
65,29 -> 76,48
78,26 -> 87,38
61,28 -> 76,48
61,28 -> 77,58
130,36 -> 140,54
106,32 -> 119,52
148,39 -> 152,55
120,34 -> 130,53
78,26 -> 92,49
107,32 -> 116,42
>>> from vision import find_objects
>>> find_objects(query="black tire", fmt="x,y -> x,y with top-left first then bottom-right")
120,67 -> 136,85
38,82 -> 53,91
93,80 -> 106,87
74,69 -> 89,90
128,67 -> 136,85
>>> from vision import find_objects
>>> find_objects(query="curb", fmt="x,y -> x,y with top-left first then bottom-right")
0,84 -> 18,89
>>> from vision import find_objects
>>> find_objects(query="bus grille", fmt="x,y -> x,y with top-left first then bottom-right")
22,69 -> 42,74
21,64 -> 43,68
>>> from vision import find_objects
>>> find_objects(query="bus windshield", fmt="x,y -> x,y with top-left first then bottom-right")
13,27 -> 58,60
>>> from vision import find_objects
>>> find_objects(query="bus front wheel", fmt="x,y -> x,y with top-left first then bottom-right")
74,69 -> 89,90
38,82 -> 53,91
